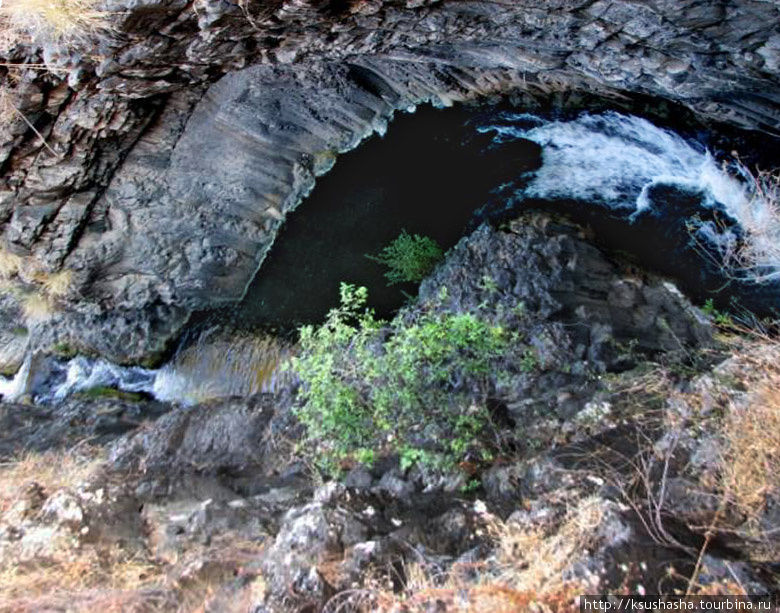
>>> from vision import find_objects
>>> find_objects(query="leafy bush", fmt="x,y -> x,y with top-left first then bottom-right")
367,230 -> 444,285
291,283 -> 516,473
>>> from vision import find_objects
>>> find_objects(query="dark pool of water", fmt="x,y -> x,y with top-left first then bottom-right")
227,104 -> 542,327
205,97 -> 778,333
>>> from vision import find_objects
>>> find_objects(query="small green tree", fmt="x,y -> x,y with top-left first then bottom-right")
367,230 -> 444,285
290,283 -> 521,474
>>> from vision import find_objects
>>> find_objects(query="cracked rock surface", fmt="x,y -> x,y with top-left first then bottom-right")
0,0 -> 778,362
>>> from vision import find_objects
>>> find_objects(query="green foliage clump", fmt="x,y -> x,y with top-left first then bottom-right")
51,341 -> 77,359
367,230 -> 444,285
77,386 -> 145,402
519,348 -> 538,373
291,283 -> 513,473
702,298 -> 734,328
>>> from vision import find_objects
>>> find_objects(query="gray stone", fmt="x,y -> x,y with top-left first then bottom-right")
344,467 -> 373,489
0,0 -> 776,362
373,473 -> 415,499
108,394 -> 278,476
482,463 -> 525,510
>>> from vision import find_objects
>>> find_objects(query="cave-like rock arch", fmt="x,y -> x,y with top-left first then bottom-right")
1,0 -> 778,362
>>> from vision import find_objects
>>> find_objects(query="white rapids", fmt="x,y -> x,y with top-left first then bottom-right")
0,356 -> 31,402
479,111 -> 779,281
3,111 -> 776,406
0,330 -> 294,406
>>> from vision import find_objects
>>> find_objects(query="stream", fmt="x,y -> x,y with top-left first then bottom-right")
2,104 -> 778,405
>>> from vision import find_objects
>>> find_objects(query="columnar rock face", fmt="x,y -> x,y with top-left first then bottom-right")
0,0 -> 778,361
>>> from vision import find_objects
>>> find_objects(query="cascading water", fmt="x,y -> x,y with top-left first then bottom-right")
2,108 -> 776,406
0,356 -> 30,401
150,328 -> 294,403
476,111 -> 780,283
0,329 -> 294,406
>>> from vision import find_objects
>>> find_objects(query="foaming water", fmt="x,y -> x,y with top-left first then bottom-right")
45,357 -> 155,402
478,111 -> 779,281
0,356 -> 31,402
479,112 -> 743,211
151,328 -> 295,403
6,107 -> 776,407
24,330 -> 294,406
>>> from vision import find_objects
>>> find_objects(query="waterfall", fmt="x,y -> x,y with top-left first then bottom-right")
4,110 -> 775,407
0,356 -> 31,402
478,111 -> 779,281
151,328 -> 295,404
9,330 -> 295,406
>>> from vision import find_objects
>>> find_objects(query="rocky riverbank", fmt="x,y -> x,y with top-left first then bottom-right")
2,1 -> 779,609
1,212 -> 777,611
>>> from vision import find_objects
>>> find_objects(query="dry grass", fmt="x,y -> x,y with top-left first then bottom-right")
0,547 -> 164,610
380,584 -> 581,613
722,381 -> 780,513
35,267 -> 73,298
0,537 -> 270,613
326,498 -> 601,613
0,446 -> 269,612
20,291 -> 53,321
1,255 -> 71,323
327,571 -> 583,613
0,0 -> 110,44
488,496 -> 603,596
0,448 -> 118,608
732,166 -> 780,284
719,344 -> 780,519
0,446 -> 104,514
0,248 -> 22,279
0,248 -> 75,303
705,163 -> 780,284
2,591 -> 175,613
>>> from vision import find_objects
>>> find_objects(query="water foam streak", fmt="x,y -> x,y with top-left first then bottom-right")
0,356 -> 31,402
478,111 -> 780,281
28,330 -> 294,406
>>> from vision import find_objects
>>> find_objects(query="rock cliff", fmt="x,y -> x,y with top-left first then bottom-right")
1,213 -> 776,610
1,0 -> 779,362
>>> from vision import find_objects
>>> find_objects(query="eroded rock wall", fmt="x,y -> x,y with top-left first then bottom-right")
1,0 -> 778,361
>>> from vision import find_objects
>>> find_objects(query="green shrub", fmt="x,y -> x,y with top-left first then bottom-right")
367,230 -> 444,285
291,283 -> 514,473
702,298 -> 734,328
51,341 -> 77,358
